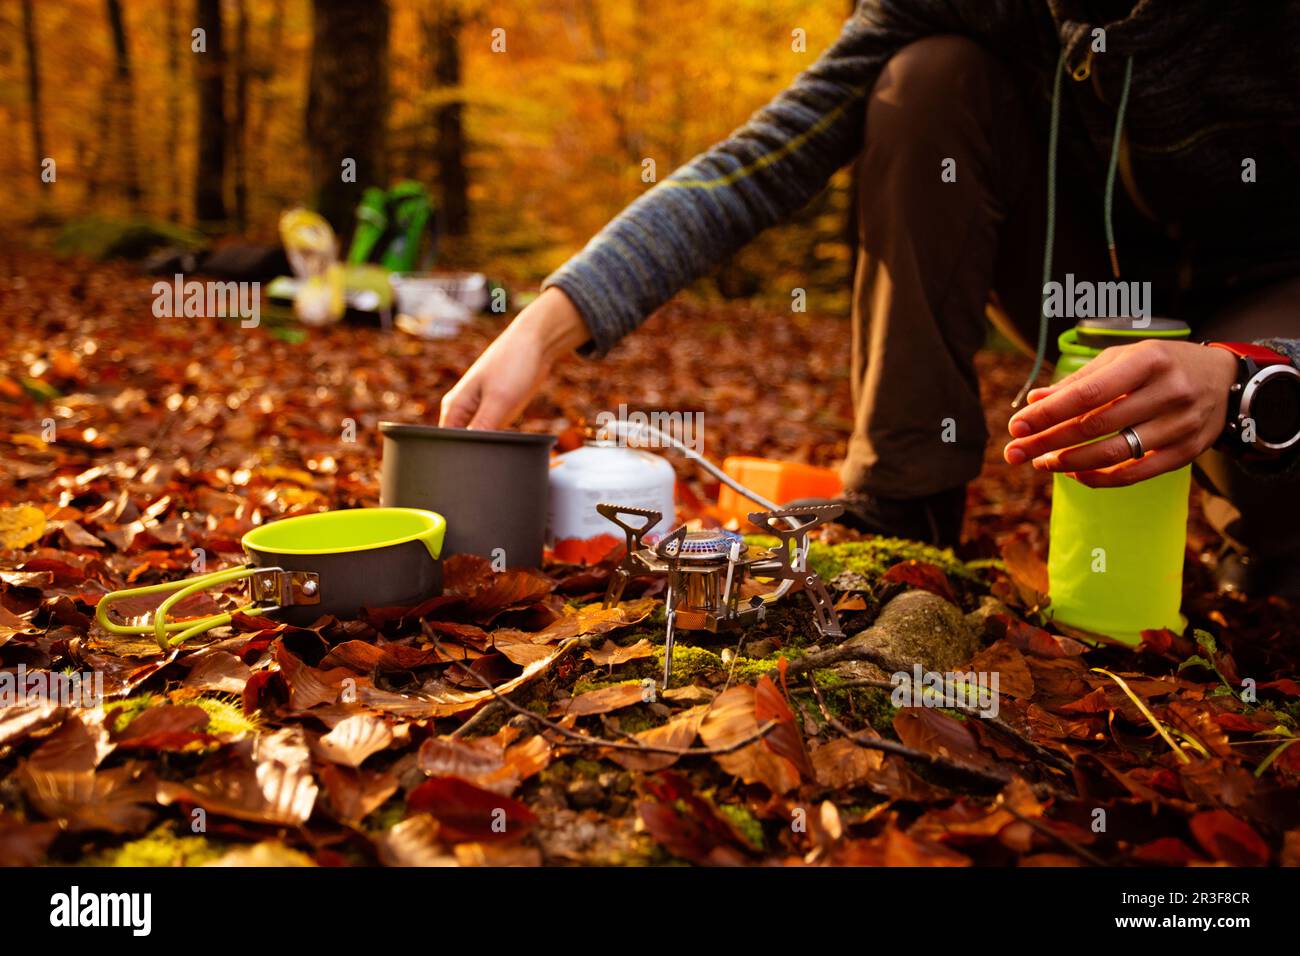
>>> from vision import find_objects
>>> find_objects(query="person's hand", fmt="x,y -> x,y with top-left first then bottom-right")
439,287 -> 589,429
1002,339 -> 1238,487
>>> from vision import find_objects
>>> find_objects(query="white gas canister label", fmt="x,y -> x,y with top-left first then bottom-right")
549,485 -> 675,542
547,443 -> 677,559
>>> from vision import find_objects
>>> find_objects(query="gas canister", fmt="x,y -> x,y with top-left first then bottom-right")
548,442 -> 676,563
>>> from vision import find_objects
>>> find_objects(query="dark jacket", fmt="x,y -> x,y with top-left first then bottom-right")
544,0 -> 1300,363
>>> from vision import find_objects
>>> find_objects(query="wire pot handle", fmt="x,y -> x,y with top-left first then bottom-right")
95,565 -> 306,650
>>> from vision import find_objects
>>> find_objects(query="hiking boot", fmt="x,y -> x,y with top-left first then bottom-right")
1215,547 -> 1300,602
784,486 -> 965,547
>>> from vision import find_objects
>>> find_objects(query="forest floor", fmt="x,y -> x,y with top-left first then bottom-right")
1,246 -> 1298,867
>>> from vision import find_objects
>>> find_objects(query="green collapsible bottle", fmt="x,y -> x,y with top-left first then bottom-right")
1046,318 -> 1191,644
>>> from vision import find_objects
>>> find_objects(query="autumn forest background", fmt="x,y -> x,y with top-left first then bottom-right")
2,0 -> 1298,874
2,0 -> 857,306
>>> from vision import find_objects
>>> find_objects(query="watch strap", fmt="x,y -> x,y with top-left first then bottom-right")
1207,342 -> 1291,366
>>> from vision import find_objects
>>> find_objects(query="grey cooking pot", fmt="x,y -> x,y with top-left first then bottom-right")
379,422 -> 555,567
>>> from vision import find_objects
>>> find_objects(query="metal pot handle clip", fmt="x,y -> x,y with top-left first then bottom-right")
96,566 -> 321,651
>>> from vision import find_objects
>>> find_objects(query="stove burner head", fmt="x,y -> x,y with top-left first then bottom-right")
646,528 -> 744,561
596,501 -> 846,689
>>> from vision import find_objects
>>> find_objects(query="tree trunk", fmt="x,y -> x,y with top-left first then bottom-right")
231,0 -> 250,229
104,0 -> 142,208
166,0 -> 183,220
20,0 -> 44,171
194,0 -> 228,225
307,0 -> 390,235
249,0 -> 286,201
429,1 -> 468,237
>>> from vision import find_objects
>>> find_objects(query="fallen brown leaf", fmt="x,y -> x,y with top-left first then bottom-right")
314,714 -> 393,767
606,704 -> 709,773
698,685 -> 799,794
586,637 -> 656,666
407,775 -> 537,843
812,737 -> 884,789
318,763 -> 399,825
550,683 -> 645,718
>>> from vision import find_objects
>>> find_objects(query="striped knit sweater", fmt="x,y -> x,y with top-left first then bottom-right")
542,0 -> 1300,367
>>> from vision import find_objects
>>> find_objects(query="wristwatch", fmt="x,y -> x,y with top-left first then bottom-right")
1207,342 -> 1300,458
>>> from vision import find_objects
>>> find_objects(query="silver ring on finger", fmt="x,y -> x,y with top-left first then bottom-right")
1119,425 -> 1145,460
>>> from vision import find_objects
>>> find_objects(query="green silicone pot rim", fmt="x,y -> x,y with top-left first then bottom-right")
241,507 -> 445,562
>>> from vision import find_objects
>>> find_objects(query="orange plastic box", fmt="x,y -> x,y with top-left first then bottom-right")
716,456 -> 843,525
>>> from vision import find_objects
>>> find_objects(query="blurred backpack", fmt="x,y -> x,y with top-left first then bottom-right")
347,180 -> 437,273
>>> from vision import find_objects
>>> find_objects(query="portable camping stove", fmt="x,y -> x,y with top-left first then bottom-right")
597,503 -> 845,686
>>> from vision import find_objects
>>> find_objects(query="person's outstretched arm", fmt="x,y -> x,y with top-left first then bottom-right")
440,286 -> 590,429
442,0 -> 1032,428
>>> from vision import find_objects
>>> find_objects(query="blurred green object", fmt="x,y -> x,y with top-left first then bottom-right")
271,183 -> 431,324
55,216 -> 207,261
268,326 -> 309,345
348,181 -> 435,273
342,262 -> 394,310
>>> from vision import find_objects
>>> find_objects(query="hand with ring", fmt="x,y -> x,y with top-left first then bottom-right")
1002,339 -> 1239,487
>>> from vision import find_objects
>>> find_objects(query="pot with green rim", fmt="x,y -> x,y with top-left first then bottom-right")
96,507 -> 445,649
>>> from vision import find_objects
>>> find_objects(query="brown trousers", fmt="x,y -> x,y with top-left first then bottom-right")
845,35 -> 1300,559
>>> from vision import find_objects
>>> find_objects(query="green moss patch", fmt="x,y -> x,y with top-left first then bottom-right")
83,824 -> 223,867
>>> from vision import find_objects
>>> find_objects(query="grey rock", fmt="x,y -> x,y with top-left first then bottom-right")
845,589 -> 979,675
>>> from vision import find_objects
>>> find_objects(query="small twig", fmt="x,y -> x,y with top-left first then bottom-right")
787,642 -> 892,676
454,650 -> 779,757
805,673 -> 1020,790
451,699 -> 506,738
999,801 -> 1107,867
817,677 -> 1074,773
720,626 -> 750,696
548,721 -> 778,758
804,676 -> 1089,856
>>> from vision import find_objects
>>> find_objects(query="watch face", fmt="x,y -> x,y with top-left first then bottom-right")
1248,369 -> 1300,448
